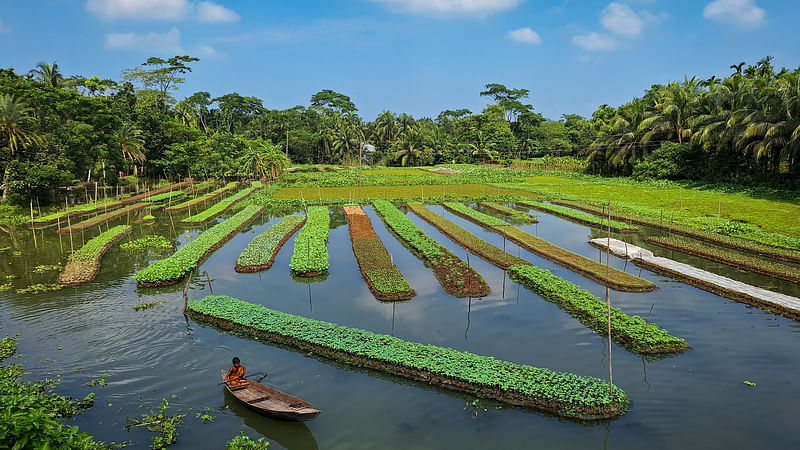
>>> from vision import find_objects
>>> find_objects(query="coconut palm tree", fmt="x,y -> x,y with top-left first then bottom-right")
0,94 -> 43,201
116,121 -> 146,176
373,110 -> 397,148
29,61 -> 68,88
241,141 -> 289,181
638,77 -> 702,145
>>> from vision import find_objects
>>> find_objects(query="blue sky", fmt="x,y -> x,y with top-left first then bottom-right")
2,0 -> 799,121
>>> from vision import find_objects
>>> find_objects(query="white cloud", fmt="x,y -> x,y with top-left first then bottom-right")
506,27 -> 542,44
87,0 -> 192,20
601,2 -> 644,36
572,32 -> 618,51
87,0 -> 239,23
196,1 -> 239,23
369,0 -> 521,16
105,27 -> 184,53
703,0 -> 765,28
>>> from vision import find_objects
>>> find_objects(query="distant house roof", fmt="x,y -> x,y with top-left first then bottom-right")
361,142 -> 376,153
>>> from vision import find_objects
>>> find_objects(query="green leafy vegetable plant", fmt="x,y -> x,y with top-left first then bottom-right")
59,225 -> 132,285
289,206 -> 330,276
236,214 -> 305,272
181,181 -> 262,225
518,201 -> 638,232
166,182 -> 238,212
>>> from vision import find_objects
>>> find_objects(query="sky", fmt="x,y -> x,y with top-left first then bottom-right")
2,0 -> 800,121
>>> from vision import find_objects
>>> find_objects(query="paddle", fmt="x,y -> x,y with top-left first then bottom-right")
219,372 -> 268,385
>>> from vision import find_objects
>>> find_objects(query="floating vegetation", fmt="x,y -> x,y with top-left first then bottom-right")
0,282 -> 12,292
15,283 -> 64,294
32,264 -> 61,274
518,200 -> 637,233
166,182 -> 238,212
125,398 -> 186,449
121,236 -> 173,252
443,202 -> 655,292
59,225 -> 133,285
58,204 -> 148,234
226,432 -> 270,450
236,214 -> 305,272
372,200 -> 489,297
479,201 -> 538,223
188,295 -> 629,420
508,264 -> 688,354
289,206 -> 331,276
134,206 -> 264,287
181,181 -> 262,226
146,191 -> 185,203
133,300 -> 167,311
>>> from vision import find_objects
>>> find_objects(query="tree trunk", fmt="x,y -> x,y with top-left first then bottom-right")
1,166 -> 8,202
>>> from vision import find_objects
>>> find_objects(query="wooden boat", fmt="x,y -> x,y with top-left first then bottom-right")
221,370 -> 321,422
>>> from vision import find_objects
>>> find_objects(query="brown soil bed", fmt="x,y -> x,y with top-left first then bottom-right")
234,218 -> 306,273
344,206 -> 415,301
553,200 -> 800,265
58,203 -> 149,234
442,204 -> 655,292
633,258 -> 800,322
519,201 -> 636,233
187,310 -> 627,420
137,206 -> 264,288
58,227 -> 132,285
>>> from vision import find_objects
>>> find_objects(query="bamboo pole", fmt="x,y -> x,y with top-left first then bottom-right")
606,199 -> 613,398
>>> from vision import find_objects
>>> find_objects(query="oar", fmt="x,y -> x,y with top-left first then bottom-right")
219,372 -> 268,385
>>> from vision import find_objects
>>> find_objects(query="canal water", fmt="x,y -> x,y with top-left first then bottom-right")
1,200 -> 799,449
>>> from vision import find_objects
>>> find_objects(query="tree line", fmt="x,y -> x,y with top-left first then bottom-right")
1,55 -> 798,205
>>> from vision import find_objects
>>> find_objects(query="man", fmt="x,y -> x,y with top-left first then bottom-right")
224,357 -> 247,386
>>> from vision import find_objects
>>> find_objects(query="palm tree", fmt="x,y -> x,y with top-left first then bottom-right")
29,62 -> 67,88
373,110 -> 397,148
469,128 -> 499,162
116,121 -> 146,176
638,77 -> 702,145
175,100 -> 199,129
241,141 -> 289,181
0,94 -> 42,201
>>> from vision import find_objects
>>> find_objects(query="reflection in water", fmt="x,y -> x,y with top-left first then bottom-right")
223,389 -> 319,450
464,297 -> 472,341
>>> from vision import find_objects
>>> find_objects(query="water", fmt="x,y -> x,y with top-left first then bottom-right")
1,201 -> 799,449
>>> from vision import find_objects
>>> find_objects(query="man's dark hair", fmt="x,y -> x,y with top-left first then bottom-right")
232,357 -> 240,364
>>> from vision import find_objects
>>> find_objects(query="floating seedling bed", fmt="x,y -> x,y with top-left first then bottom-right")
442,202 -> 655,292
518,201 -> 637,233
57,203 -> 150,234
188,295 -> 629,420
166,182 -> 238,212
134,206 -> 264,288
344,205 -> 415,301
235,214 -> 306,273
58,225 -> 132,285
508,264 -> 689,354
372,200 -> 489,298
407,203 -> 527,270
289,207 -> 330,277
554,200 -> 800,265
479,202 -> 539,224
180,182 -> 262,226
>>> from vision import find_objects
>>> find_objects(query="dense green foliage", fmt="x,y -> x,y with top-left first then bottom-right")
289,206 -> 330,274
166,181 -> 237,211
188,295 -> 629,417
134,205 -> 263,285
1,334 -> 103,448
647,236 -> 800,283
120,235 -> 173,252
226,432 -> 270,449
180,181 -> 262,225
586,58 -> 800,186
372,200 -> 489,297
407,202 -> 527,269
237,214 -> 305,269
507,265 -> 688,354
518,201 -> 638,231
